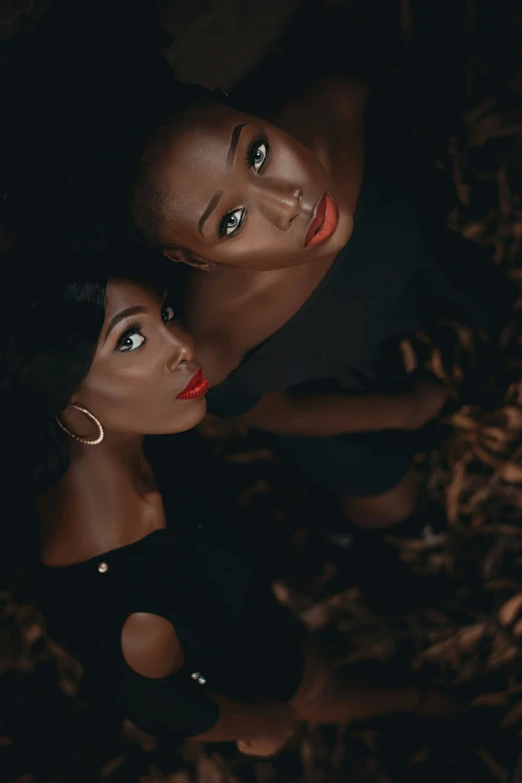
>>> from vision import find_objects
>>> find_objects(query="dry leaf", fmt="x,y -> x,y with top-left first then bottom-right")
498,593 -> 522,626
500,698 -> 522,728
489,635 -> 517,668
472,691 -> 509,708
400,339 -> 418,372
499,462 -> 522,483
456,623 -> 487,653
475,749 -> 509,782
197,757 -> 226,783
422,637 -> 460,669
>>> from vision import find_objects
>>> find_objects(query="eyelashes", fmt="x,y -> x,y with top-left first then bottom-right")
114,298 -> 176,353
219,207 -> 245,238
116,322 -> 145,353
245,132 -> 269,172
218,133 -> 270,239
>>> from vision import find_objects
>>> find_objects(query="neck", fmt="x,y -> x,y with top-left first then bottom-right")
38,430 -> 160,567
211,253 -> 336,290
67,430 -> 148,486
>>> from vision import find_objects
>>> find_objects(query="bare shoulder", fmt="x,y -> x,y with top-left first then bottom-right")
121,612 -> 184,679
38,466 -> 162,567
37,477 -> 97,567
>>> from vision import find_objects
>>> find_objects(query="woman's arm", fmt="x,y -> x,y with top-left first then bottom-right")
121,612 -> 297,751
120,613 -> 458,757
238,379 -> 448,437
193,694 -> 296,746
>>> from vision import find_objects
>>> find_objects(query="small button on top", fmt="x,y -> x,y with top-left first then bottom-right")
97,561 -> 109,574
191,671 -> 206,685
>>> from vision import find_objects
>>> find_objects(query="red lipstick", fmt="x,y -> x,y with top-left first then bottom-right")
177,369 -> 209,400
305,192 -> 339,248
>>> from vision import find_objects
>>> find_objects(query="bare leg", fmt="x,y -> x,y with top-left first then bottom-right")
341,467 -> 419,530
333,468 -> 440,613
237,642 -> 459,758
289,642 -> 419,724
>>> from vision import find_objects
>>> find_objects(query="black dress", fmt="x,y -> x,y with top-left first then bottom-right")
35,432 -> 304,739
206,98 -> 514,497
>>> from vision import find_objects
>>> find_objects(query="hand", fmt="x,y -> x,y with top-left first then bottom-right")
236,701 -> 297,758
404,378 -> 449,431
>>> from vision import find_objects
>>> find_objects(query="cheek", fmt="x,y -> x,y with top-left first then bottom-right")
212,225 -> 297,268
79,361 -> 206,434
277,135 -> 323,181
80,362 -> 153,421
267,142 -> 311,185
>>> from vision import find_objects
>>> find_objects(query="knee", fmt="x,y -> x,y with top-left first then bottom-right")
342,498 -> 415,529
342,473 -> 419,530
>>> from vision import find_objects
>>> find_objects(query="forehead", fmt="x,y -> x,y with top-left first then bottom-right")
104,277 -> 160,319
149,105 -> 250,233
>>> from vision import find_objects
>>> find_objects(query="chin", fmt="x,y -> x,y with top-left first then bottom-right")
175,398 -> 208,433
153,398 -> 207,436
333,210 -> 354,250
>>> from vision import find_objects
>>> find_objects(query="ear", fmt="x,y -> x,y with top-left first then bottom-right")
162,248 -> 216,271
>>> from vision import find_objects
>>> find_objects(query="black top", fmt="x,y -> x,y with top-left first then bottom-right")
35,432 -> 303,739
207,100 -> 512,419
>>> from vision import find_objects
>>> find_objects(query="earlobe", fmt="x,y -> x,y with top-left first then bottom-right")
162,249 -> 216,271
162,248 -> 184,265
191,257 -> 217,272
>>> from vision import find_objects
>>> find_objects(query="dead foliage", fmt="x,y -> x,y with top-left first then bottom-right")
2,1 -> 522,781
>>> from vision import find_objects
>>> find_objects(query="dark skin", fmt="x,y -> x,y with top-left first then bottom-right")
38,278 -> 206,567
132,77 -> 449,528
37,277 -> 454,757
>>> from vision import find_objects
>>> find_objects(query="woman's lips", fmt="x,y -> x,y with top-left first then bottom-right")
177,369 -> 209,400
304,192 -> 339,248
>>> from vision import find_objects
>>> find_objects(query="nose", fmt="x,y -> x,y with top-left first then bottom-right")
254,178 -> 302,230
166,325 -> 196,373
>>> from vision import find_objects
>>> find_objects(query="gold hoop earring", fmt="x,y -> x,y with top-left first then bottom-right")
55,404 -> 104,446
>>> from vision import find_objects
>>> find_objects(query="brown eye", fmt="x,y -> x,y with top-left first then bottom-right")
116,323 -> 146,353
119,333 -> 145,353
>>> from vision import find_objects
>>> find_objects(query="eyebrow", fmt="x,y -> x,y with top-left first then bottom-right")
227,122 -> 248,166
198,122 -> 249,236
104,305 -> 146,342
198,190 -> 224,236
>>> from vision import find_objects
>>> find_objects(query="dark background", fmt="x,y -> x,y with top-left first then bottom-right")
1,1 -> 522,781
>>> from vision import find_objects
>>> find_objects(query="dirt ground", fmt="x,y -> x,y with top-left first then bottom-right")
1,1 -> 522,781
